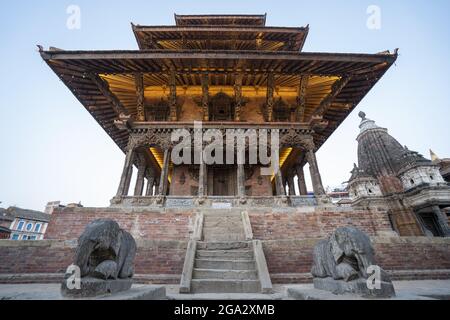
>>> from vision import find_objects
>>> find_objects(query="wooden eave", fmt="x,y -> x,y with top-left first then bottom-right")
174,14 -> 267,26
132,25 -> 309,51
40,48 -> 397,154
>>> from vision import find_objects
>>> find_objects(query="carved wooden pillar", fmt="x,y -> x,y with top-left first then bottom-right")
275,168 -> 286,196
266,73 -> 275,122
234,73 -> 243,121
287,171 -> 296,196
134,73 -> 145,121
237,149 -> 246,197
158,149 -> 170,196
306,149 -> 325,196
116,148 -> 135,197
432,205 -> 450,237
295,165 -> 308,196
296,75 -> 309,122
168,69 -> 177,121
198,161 -> 207,198
201,73 -> 209,121
133,160 -> 146,196
145,173 -> 155,197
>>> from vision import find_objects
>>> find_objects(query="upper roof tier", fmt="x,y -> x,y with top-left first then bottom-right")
133,14 -> 308,51
174,14 -> 267,26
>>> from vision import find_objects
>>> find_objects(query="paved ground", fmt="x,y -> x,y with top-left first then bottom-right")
0,280 -> 449,300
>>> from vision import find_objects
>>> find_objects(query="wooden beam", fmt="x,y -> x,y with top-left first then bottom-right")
313,76 -> 351,117
201,73 -> 209,121
266,73 -> 275,122
88,74 -> 128,116
296,75 -> 309,122
168,69 -> 178,121
234,73 -> 243,121
134,73 -> 145,121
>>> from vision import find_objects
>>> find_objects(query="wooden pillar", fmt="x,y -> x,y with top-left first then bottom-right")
237,149 -> 246,197
146,176 -> 155,196
287,171 -> 296,196
234,73 -> 243,121
266,73 -> 275,122
306,149 -> 325,196
275,169 -> 286,196
296,75 -> 309,122
116,148 -> 135,197
134,73 -> 145,121
158,149 -> 170,196
201,73 -> 209,121
295,165 -> 308,196
198,161 -> 207,198
432,206 -> 450,237
168,69 -> 177,121
133,161 -> 146,196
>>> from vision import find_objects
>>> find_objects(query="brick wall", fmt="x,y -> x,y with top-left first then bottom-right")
0,239 -> 187,283
45,207 -> 193,241
249,207 -> 394,240
263,237 -> 450,283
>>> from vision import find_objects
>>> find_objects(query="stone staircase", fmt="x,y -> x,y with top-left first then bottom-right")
180,210 -> 272,294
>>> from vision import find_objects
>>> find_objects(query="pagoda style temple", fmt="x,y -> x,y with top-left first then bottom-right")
39,14 -> 398,209
18,14 -> 450,294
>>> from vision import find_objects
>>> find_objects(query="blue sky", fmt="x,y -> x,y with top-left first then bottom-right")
0,1 -> 449,211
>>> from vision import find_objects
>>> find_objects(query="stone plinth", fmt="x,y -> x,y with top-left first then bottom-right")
61,277 -> 133,298
313,277 -> 396,298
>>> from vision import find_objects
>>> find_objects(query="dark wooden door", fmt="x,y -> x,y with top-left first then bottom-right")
209,166 -> 236,196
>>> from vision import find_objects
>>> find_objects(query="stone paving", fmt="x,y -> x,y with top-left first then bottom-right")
0,280 -> 449,300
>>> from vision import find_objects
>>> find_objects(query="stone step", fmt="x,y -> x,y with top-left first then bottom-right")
203,225 -> 243,231
203,221 -> 243,227
195,259 -> 255,270
193,268 -> 258,280
191,279 -> 261,293
197,241 -> 252,250
196,250 -> 253,259
203,234 -> 246,242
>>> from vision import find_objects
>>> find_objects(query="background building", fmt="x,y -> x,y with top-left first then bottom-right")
6,207 -> 51,240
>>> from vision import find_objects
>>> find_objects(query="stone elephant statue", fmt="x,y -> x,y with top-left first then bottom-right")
311,226 -> 390,283
73,219 -> 137,280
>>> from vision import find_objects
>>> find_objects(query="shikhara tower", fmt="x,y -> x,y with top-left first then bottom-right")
26,14 -> 449,294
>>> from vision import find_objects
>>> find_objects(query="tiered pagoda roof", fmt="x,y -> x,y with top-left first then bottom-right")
39,14 -> 397,154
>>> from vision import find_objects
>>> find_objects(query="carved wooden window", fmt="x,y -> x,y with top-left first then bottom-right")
145,100 -> 170,121
273,98 -> 291,122
209,92 -> 235,121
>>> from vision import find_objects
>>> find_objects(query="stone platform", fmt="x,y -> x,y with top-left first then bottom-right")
0,284 -> 166,300
0,281 -> 449,300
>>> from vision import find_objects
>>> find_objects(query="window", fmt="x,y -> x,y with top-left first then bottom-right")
34,224 -> 42,233
26,223 -> 33,231
12,234 -> 19,240
29,236 -> 37,240
22,235 -> 28,240
17,221 -> 25,231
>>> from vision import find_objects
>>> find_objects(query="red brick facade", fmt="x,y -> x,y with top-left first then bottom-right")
1,206 -> 449,284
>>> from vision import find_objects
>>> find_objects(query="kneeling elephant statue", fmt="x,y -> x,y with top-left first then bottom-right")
312,226 -> 382,281
74,219 -> 137,280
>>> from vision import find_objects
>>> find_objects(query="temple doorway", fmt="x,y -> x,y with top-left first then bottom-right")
208,166 -> 237,196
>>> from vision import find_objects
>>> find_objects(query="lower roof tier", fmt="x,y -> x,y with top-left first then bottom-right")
40,48 -> 397,154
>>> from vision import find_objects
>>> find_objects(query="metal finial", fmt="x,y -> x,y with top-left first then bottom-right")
358,111 -> 366,120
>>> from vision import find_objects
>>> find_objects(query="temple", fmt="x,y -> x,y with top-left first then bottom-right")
11,13 -> 446,294
39,14 -> 398,209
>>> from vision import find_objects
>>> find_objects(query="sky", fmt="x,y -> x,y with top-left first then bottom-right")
0,1 -> 449,211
